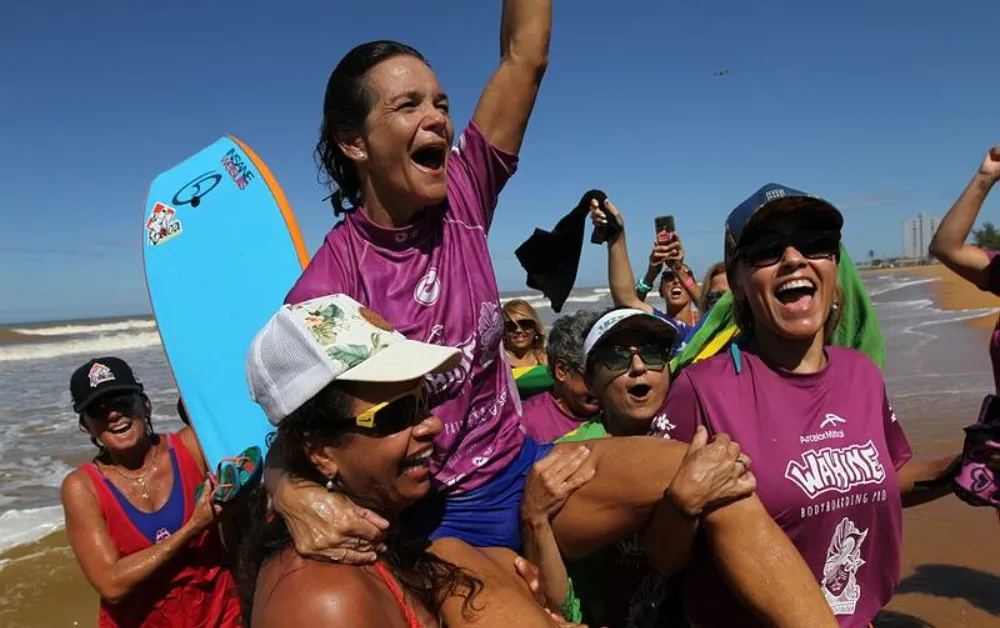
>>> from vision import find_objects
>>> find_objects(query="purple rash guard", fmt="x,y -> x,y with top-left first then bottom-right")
286,122 -> 525,493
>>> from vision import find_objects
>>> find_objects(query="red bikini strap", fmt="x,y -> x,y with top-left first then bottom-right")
373,560 -> 422,628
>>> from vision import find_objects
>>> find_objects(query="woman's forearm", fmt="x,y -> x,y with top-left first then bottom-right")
520,515 -> 569,614
929,173 -> 996,288
98,521 -> 201,603
705,496 -> 837,628
899,455 -> 962,508
640,496 -> 697,576
636,264 -> 660,303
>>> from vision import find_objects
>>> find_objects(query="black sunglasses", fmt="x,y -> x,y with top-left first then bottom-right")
85,393 -> 142,420
593,343 -> 670,373
704,290 -> 726,307
739,229 -> 840,268
660,267 -> 693,285
504,318 -> 537,334
349,390 -> 428,437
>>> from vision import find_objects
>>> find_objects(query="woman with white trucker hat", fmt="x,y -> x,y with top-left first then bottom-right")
241,294 -> 580,627
244,294 -> 837,628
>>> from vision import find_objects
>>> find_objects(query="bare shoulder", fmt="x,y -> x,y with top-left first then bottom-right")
429,539 -> 524,591
175,427 -> 209,473
253,549 -> 398,628
60,467 -> 96,505
428,539 -> 552,628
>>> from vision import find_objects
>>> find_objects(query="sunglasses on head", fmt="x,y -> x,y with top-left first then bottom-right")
86,393 -> 141,420
593,343 -> 671,373
350,386 -> 427,437
504,318 -> 536,334
738,229 -> 840,268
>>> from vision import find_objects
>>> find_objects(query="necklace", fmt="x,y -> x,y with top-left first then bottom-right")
104,446 -> 159,501
113,462 -> 158,500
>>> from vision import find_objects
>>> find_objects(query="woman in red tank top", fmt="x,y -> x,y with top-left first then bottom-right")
60,356 -> 242,627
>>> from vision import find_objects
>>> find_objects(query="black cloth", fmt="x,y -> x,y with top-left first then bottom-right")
515,189 -> 611,313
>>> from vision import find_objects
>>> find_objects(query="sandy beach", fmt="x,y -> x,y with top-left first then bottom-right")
2,266 -> 999,627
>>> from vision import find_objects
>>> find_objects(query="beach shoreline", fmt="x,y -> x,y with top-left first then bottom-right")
2,268 -> 999,627
863,263 -> 1000,332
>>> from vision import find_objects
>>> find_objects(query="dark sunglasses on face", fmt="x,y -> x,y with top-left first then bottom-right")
660,267 -> 692,285
350,388 -> 428,437
705,290 -> 726,307
86,393 -> 141,420
739,229 -> 840,268
593,343 -> 670,373
504,318 -> 536,334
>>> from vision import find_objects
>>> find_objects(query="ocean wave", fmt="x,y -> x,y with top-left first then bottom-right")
0,506 -> 64,555
868,277 -> 939,297
11,319 -> 156,336
0,331 -> 162,362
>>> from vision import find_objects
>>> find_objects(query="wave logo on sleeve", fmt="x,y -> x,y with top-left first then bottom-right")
784,440 -> 886,500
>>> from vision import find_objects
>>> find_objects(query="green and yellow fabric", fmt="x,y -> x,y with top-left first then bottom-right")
513,365 -> 555,400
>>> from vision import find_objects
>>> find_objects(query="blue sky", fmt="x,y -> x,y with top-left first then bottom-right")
2,1 -> 998,323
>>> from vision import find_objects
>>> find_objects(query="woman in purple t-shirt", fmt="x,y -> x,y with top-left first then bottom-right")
663,184 -> 964,627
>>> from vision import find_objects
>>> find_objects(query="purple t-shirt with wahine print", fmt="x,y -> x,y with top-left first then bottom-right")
285,122 -> 524,493
519,391 -> 588,443
659,345 -> 913,628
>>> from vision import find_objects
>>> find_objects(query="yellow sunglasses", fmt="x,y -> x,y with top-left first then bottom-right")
352,385 -> 426,435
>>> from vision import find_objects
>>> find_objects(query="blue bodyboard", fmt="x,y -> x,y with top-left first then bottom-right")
142,137 -> 309,469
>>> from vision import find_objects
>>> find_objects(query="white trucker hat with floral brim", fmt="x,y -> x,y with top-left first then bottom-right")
247,294 -> 460,425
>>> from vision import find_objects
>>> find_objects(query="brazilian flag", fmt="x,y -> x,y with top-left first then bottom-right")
513,365 -> 554,400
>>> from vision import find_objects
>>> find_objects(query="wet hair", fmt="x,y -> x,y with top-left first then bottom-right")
316,40 -> 429,216
503,299 -> 547,364
237,381 -> 483,621
547,309 -> 602,378
176,399 -> 190,426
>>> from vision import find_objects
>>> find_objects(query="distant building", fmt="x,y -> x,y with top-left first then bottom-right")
901,213 -> 938,260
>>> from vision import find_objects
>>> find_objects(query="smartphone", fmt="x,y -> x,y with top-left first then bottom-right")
655,215 -> 675,241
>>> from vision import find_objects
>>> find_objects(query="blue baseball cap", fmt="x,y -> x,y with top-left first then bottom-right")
724,183 -> 843,268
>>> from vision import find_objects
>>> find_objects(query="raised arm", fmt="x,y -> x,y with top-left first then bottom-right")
590,199 -> 654,312
61,470 -> 218,603
472,0 -> 551,153
928,146 -> 1000,289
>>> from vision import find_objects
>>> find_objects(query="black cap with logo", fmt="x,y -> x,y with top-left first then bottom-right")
70,357 -> 144,414
724,183 -> 843,269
